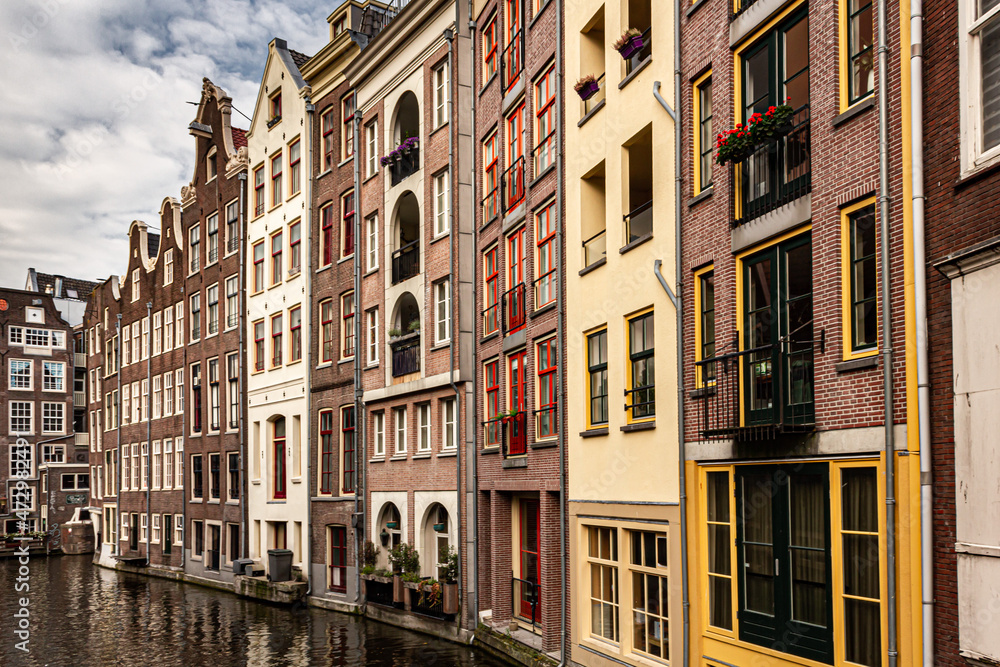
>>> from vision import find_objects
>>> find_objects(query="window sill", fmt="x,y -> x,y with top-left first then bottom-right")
689,385 -> 716,399
480,446 -> 500,455
835,355 -> 878,373
430,121 -> 449,139
292,477 -> 302,484
338,156 -> 354,169
226,500 -> 239,506
688,187 -> 713,208
251,479 -> 261,485
207,499 -> 220,505
267,203 -> 282,214
365,363 -> 380,371
832,95 -> 875,128
315,265 -> 330,275
578,99 -> 605,128
956,155 -> 1000,189
338,254 -> 354,265
479,72 -> 498,98
389,455 -> 407,461
338,358 -> 353,365
531,439 -> 558,449
430,342 -> 451,352
480,331 -> 500,345
364,267 -> 379,277
316,168 -> 332,180
412,453 -> 432,459
437,450 -> 457,458
619,233 -> 653,255
579,257 -> 606,277
529,0 -> 553,26
479,213 -> 499,233
363,171 -> 378,185
618,57 -> 652,91
530,163 -> 556,188
430,232 -> 451,246
687,0 -> 709,16
580,428 -> 609,438
621,421 -> 655,433
369,457 -> 386,463
532,301 -> 557,318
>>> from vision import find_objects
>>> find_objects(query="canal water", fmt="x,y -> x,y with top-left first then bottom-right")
0,555 -> 507,667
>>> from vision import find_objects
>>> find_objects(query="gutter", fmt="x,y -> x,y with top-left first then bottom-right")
305,94 -> 316,598
146,301 -> 152,559
468,9 -> 481,632
555,0 -> 568,661
237,170 -> 247,559
352,102 -> 365,605
116,314 -> 122,557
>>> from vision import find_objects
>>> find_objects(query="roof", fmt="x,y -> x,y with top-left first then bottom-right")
28,270 -> 99,301
232,127 -> 247,150
289,50 -> 311,71
147,233 -> 160,259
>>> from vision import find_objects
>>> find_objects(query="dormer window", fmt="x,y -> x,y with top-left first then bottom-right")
206,147 -> 217,182
334,17 -> 346,35
268,92 -> 282,128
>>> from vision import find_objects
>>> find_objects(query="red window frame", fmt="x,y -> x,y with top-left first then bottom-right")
342,190 -> 355,258
319,409 -> 334,494
506,104 -> 525,210
322,109 -> 335,170
504,0 -> 522,89
534,66 -> 556,173
321,203 -> 334,267
535,203 -> 556,308
270,231 -> 283,285
485,360 -> 500,447
270,152 -> 282,206
289,306 -> 302,362
320,299 -> 334,363
253,320 -> 264,371
271,313 -> 283,367
537,338 -> 557,438
508,227 -> 525,289
329,526 -> 348,593
484,246 -> 499,335
289,221 -> 301,274
518,499 -> 541,622
270,92 -> 281,120
484,133 -> 499,219
273,419 -> 286,500
288,139 -> 301,196
483,15 -> 498,79
342,93 -> 355,159
342,406 -> 355,494
252,241 -> 265,292
342,292 -> 355,358
509,350 -> 526,412
253,166 -> 265,216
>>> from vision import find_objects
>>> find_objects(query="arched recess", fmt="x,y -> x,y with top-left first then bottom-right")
392,90 -> 420,145
390,292 -> 421,337
420,503 -> 452,579
390,191 -> 420,284
376,502 -> 402,568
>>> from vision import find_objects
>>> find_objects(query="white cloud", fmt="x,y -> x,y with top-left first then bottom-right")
0,0 -> 335,287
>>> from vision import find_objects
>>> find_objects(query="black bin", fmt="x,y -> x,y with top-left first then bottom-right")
267,549 -> 294,582
233,558 -> 254,576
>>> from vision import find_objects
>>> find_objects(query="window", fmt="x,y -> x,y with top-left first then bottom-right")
320,300 -> 334,363
152,440 -> 161,489
960,0 -> 1000,170
341,190 -> 355,258
193,520 -> 204,557
508,350 -> 527,454
536,338 -> 557,439
434,171 -> 450,235
253,165 -> 265,216
141,317 -> 149,359
42,444 -> 64,463
289,221 -> 301,275
174,438 -> 184,489
192,454 -> 203,499
587,329 -> 608,427
483,14 -> 498,79
141,513 -> 148,542
189,225 -> 201,273
329,526 -> 348,593
122,447 -> 131,490
534,65 -> 556,173
484,246 -> 500,335
225,276 -> 239,329
190,362 -> 202,432
164,372 -> 174,416
164,440 -> 173,491
164,249 -> 174,285
507,227 -> 526,333
342,292 -> 355,359
209,453 -> 221,500
174,514 -> 184,548
270,91 -> 282,122
152,513 -> 161,543
694,72 -> 713,193
8,440 -> 33,475
207,213 -> 219,264
418,403 -> 431,452
705,470 -> 733,631
253,241 -> 265,292
175,302 -> 184,348
322,108 -> 335,170
153,375 -> 162,420
42,361 -> 64,391
845,202 -> 878,356
153,311 -> 162,355
253,320 -> 265,371
843,0 -> 874,107
320,410 -> 335,494
208,358 -> 220,431
588,526 -> 620,642
9,326 -> 24,345
435,280 -> 451,344
367,308 -> 379,365
132,268 -> 140,302
273,418 -> 286,499
366,120 -> 378,177
484,360 -> 501,447
228,452 -> 239,500
289,306 -> 302,363
61,473 -> 90,490
433,61 -> 449,128
271,313 -> 283,367
505,104 -> 526,210
629,530 -> 669,661
627,312 -> 655,420
190,293 -> 201,341
271,230 -> 283,286
207,283 -> 219,335
288,139 -> 301,196
503,0 -> 522,90
535,203 -> 556,309
175,369 -> 184,415
374,412 -> 385,457
483,133 -> 499,220
270,152 -> 283,206
342,406 -> 355,493
321,203 -> 334,267
342,92 -> 355,160
366,214 -> 379,271
394,406 -> 407,454
227,353 -> 239,429
695,267 -> 715,386
225,200 -> 239,255
42,402 -> 63,434
441,398 -> 456,449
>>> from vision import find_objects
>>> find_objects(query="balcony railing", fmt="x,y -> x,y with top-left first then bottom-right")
534,270 -> 556,310
502,282 -> 526,334
503,156 -> 525,213
254,200 -> 264,217
227,313 -> 238,329
534,405 -> 558,441
74,391 -> 86,407
208,247 -> 218,264
390,147 -> 420,186
500,31 -> 523,94
482,301 -> 500,337
190,255 -> 200,273
500,411 -> 527,457
512,575 -> 540,625
695,340 -> 816,441
391,336 -> 420,377
731,104 -> 811,228
582,73 -> 606,117
482,183 -> 499,221
74,352 -> 87,368
582,230 -> 607,269
74,432 -> 88,448
227,237 -> 239,253
623,200 -> 653,246
391,241 -> 420,284
731,0 -> 762,20
624,27 -> 652,76
532,131 -> 555,176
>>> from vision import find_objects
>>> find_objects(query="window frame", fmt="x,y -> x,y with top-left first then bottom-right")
341,190 -> 355,259
841,199 -> 879,360
252,241 -> 265,293
433,60 -> 450,129
270,229 -> 283,286
270,150 -> 283,208
484,245 -> 500,336
533,64 -> 556,174
288,138 -> 301,197
394,406 -> 407,455
342,406 -> 356,494
367,308 -> 379,366
960,0 -> 1000,173
321,203 -> 335,267
253,165 -> 265,217
322,107 -> 335,171
320,409 -> 335,495
365,120 -> 378,178
534,201 -> 556,310
366,213 -> 379,272
586,328 -> 609,429
342,92 -> 355,161
483,14 -> 498,81
693,70 -> 714,195
320,299 -> 335,364
289,220 -> 302,275
626,310 -> 655,423
535,337 -> 558,440
270,313 -> 283,368
694,265 -> 716,388
341,291 -> 355,360
253,319 -> 265,372
435,280 -> 451,345
288,305 -> 302,363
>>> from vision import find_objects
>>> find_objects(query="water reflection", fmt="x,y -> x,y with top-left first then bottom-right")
0,557 -> 504,667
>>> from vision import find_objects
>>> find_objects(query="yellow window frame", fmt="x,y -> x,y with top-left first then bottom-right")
698,465 -> 738,640
692,70 -> 713,197
840,197 -> 879,361
838,0 -> 875,112
624,306 -> 655,424
693,264 -> 715,388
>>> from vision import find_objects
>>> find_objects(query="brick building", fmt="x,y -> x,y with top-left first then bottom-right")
471,0 -> 567,656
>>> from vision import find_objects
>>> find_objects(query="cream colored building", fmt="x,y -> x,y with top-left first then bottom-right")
565,0 -> 681,665
245,38 -> 313,578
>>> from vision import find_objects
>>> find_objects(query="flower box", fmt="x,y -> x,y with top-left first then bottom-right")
361,573 -> 393,584
575,77 -> 600,101
715,102 -> 795,166
614,29 -> 644,60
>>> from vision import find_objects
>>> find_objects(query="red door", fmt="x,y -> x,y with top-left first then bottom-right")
519,499 -> 540,622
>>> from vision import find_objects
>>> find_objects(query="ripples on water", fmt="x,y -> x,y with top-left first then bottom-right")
0,556 -> 506,667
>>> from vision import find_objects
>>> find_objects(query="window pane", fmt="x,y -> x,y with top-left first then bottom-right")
783,18 -> 809,108
709,575 -> 733,629
745,46 -> 771,116
845,598 -> 882,666
842,467 -> 878,532
789,473 -> 828,627
982,18 -> 1000,151
742,473 -> 775,616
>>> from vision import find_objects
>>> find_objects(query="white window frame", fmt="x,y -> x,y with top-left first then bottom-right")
174,438 -> 184,489
9,359 -> 33,391
367,308 -> 379,366
10,401 -> 33,435
164,439 -> 174,491
164,372 -> 174,415
434,171 -> 450,236
42,361 -> 64,392
152,513 -> 161,543
441,398 -> 457,450
153,440 -> 162,490
164,248 -> 174,285
433,60 -> 450,129
153,375 -> 162,420
153,311 -> 162,356
366,214 -> 379,272
960,0 -> 1000,174
132,268 -> 140,302
366,120 -> 378,178
418,403 -> 431,452
41,402 -> 64,434
435,280 -> 451,345
175,302 -> 184,348
374,412 -> 385,457
164,307 -> 174,351
394,407 -> 407,454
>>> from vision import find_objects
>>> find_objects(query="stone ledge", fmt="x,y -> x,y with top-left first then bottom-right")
234,574 -> 308,605
473,623 -> 560,667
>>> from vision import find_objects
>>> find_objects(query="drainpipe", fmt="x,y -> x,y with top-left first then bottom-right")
305,95 -> 316,598
116,314 -> 122,557
467,10 -> 481,631
181,285 -> 187,570
876,0 -> 899,661
909,0 -> 932,661
352,103 -> 365,605
146,301 -> 152,559
237,171 -> 247,559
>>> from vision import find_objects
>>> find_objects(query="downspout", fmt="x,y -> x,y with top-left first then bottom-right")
305,95 -> 316,598
555,0 -> 568,661
352,103 -> 365,605
146,301 -> 152,559
909,0 -> 932,661
468,11 -> 481,631
181,285 -> 187,569
116,314 -> 122,557
237,171 -> 247,559
653,72 -> 689,667
876,0 -> 899,660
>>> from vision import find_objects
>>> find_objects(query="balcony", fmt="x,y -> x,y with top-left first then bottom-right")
482,183 -> 499,222
391,241 -> 420,284
389,147 -> 420,186
74,391 -> 86,407
227,313 -> 238,329
731,105 -> 811,228
500,31 -> 523,95
499,411 -> 527,457
731,0 -> 761,20
623,200 -> 653,246
695,341 -> 815,441
190,256 -> 200,273
503,156 -> 525,213
74,352 -> 86,368
391,335 -> 420,378
227,237 -> 239,253
582,230 -> 607,269
502,283 -> 526,334
75,432 -> 89,448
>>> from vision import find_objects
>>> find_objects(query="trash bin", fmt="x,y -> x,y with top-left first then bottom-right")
267,549 -> 294,582
233,558 -> 254,576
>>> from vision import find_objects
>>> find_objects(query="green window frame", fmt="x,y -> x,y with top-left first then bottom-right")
849,204 -> 878,352
627,313 -> 655,420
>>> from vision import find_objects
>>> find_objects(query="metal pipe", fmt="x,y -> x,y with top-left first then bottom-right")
909,0 -> 932,660
116,314 -> 122,557
305,95 -> 316,599
146,301 -> 151,559
555,0 -> 567,659
237,171 -> 247,560
467,10 -> 481,631
876,0 -> 899,659
180,285 -> 187,569
352,101 -> 365,605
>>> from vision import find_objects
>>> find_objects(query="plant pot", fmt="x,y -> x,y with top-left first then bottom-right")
386,521 -> 398,529
393,574 -> 405,603
617,35 -> 644,60
433,523 -> 446,532
442,582 -> 459,615
576,80 -> 600,101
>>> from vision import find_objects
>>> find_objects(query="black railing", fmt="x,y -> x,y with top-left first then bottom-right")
502,282 -> 526,333
482,416 -> 502,449
482,183 -> 499,221
190,256 -> 200,273
731,0 -> 761,20
227,313 -> 238,329
227,237 -> 239,253
208,247 -> 218,264
391,336 -> 420,377
482,302 -> 500,337
695,340 -> 815,441
582,230 -> 607,269
502,411 -> 527,457
500,31 -> 523,94
511,575 -> 540,625
534,405 -> 558,440
254,200 -> 264,217
625,383 -> 655,420
731,105 -> 811,228
582,73 -> 606,116
623,200 -> 653,246
390,146 -> 420,186
503,156 -> 525,213
533,270 -> 556,310
391,241 -> 419,284
366,578 -> 394,606
624,27 -> 652,76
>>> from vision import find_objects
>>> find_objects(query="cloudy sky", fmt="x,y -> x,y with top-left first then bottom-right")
0,0 -> 339,289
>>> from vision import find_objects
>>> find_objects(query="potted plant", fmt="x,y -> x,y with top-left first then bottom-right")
500,407 -> 521,424
715,101 -> 795,166
387,327 -> 402,339
389,542 -> 420,604
614,28 -> 644,60
360,540 -> 380,579
399,136 -> 419,156
440,545 -> 460,615
574,75 -> 601,101
407,320 -> 421,334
